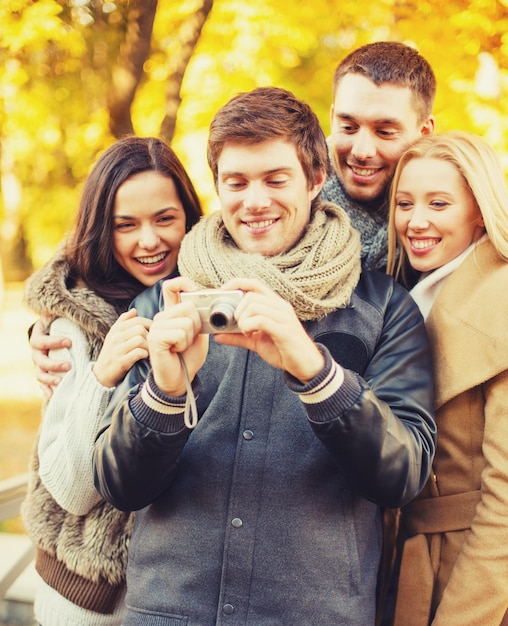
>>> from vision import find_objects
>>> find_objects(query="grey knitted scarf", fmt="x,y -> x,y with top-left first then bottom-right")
321,167 -> 388,272
178,201 -> 361,321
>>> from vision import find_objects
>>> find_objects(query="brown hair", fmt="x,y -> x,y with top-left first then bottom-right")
207,86 -> 330,197
66,136 -> 202,313
332,42 -> 436,124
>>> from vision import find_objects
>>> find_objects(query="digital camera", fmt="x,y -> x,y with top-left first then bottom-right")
180,289 -> 243,334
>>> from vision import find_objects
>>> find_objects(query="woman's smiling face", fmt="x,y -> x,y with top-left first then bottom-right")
394,157 -> 485,273
112,171 -> 187,286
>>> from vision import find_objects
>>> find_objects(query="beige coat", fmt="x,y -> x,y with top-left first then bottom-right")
394,240 -> 508,626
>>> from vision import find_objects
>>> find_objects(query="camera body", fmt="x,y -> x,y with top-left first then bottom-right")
180,289 -> 243,334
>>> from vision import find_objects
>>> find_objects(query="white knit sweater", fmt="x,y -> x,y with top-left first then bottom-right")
34,317 -> 124,626
34,579 -> 125,626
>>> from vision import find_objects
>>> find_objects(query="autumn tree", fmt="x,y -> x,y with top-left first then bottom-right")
0,0 -> 214,278
107,0 -> 158,139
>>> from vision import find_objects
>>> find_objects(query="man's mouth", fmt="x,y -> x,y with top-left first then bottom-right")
135,251 -> 169,265
244,218 -> 277,229
250,219 -> 275,228
350,165 -> 378,177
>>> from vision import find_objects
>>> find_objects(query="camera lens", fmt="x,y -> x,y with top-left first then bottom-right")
209,301 -> 236,330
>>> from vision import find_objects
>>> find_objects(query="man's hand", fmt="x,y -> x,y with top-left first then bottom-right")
30,316 -> 71,398
93,309 -> 152,388
214,278 -> 325,383
148,277 -> 209,396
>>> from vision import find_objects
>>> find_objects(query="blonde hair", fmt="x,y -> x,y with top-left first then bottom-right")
387,131 -> 508,285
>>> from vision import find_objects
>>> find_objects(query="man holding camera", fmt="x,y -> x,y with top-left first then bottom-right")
93,86 -> 435,626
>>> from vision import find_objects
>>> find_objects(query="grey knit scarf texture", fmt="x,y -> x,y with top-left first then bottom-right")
321,166 -> 388,272
178,201 -> 361,321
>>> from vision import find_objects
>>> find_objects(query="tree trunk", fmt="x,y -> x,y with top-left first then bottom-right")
159,0 -> 214,143
107,0 -> 158,138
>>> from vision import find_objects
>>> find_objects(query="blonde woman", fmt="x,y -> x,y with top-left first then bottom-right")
387,131 -> 508,625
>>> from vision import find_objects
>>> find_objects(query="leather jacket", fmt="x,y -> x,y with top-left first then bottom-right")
93,269 -> 435,626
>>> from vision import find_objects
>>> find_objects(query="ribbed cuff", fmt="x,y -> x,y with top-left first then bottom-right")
35,548 -> 123,614
284,344 -> 362,422
129,371 -> 200,433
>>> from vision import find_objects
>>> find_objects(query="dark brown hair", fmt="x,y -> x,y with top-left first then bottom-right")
333,42 -> 436,124
207,86 -> 331,201
66,136 -> 202,313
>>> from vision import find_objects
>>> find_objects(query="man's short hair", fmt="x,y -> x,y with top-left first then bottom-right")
207,86 -> 330,189
332,41 -> 436,124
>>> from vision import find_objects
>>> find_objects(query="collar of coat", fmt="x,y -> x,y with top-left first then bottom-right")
426,239 -> 508,408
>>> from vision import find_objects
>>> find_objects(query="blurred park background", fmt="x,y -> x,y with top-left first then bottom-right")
1,0 -> 508,505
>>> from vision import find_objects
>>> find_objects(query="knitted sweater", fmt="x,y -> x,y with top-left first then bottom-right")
21,251 -> 133,626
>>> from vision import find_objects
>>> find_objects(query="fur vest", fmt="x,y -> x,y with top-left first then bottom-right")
21,250 -> 134,614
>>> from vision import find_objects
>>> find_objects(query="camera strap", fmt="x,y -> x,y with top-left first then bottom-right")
178,352 -> 198,429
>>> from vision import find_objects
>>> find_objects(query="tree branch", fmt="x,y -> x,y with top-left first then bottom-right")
159,0 -> 214,142
107,0 -> 158,138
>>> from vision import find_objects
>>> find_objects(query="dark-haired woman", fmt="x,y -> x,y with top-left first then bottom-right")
21,136 -> 202,626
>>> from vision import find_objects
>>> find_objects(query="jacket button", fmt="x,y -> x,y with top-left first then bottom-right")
242,429 -> 254,440
223,603 -> 235,615
231,517 -> 243,528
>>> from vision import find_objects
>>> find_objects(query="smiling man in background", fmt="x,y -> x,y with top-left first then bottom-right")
322,41 -> 436,271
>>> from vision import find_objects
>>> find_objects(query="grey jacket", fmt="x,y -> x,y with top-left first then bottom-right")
94,270 -> 436,626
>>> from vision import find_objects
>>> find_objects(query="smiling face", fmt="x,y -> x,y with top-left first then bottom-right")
217,139 -> 324,256
394,157 -> 485,273
112,171 -> 187,286
330,73 -> 434,206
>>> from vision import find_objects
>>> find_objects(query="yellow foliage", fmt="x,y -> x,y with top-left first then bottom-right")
1,0 -> 508,269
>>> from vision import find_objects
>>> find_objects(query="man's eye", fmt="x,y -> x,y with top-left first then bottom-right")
224,180 -> 245,189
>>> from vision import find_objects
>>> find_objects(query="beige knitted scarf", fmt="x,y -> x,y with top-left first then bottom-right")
178,201 -> 361,321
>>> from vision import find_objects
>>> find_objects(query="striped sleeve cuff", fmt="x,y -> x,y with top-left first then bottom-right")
284,344 -> 363,423
129,371 -> 199,433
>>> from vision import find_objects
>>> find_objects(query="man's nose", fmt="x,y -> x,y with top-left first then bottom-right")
242,183 -> 271,210
351,129 -> 376,160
